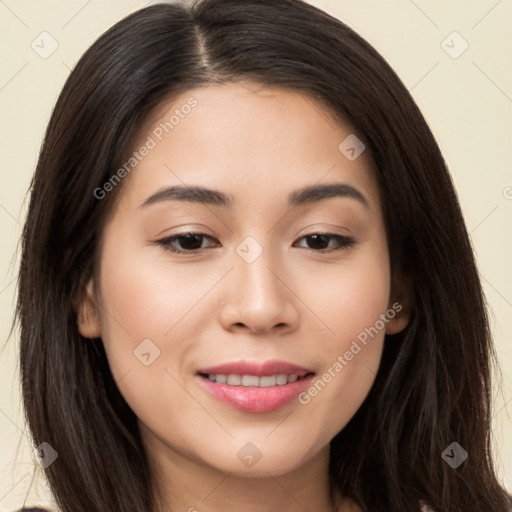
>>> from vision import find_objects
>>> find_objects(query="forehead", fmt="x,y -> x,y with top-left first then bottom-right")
117,81 -> 380,212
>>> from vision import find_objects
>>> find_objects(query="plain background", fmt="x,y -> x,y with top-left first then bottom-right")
0,0 -> 510,509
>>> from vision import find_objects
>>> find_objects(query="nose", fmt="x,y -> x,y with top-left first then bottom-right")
219,249 -> 300,335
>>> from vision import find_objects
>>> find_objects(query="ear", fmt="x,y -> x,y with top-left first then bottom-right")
76,278 -> 101,339
386,271 -> 414,335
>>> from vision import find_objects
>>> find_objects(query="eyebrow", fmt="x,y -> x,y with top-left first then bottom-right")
138,183 -> 370,210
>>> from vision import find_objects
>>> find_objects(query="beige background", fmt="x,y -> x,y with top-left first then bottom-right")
1,0 -> 510,509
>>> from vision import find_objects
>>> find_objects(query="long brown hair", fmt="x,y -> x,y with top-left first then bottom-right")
16,0 -> 511,510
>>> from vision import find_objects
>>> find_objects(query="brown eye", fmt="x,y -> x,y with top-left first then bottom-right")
155,232 -> 219,254
294,233 -> 355,252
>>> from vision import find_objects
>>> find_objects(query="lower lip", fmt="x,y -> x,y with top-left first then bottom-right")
197,374 -> 315,413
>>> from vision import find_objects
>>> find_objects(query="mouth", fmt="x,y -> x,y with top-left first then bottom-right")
196,360 -> 315,413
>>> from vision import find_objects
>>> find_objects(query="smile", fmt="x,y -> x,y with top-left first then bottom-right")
196,360 -> 315,413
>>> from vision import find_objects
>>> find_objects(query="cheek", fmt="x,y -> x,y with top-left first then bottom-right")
96,225 -> 225,342
300,239 -> 390,342
94,229 -> 211,382
94,238 -> 214,442
295,243 -> 390,430
94,229 -> 233,424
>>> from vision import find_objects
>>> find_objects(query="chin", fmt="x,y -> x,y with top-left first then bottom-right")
198,438 -> 323,478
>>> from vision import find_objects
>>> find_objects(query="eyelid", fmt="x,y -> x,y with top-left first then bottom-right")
154,223 -> 216,239
296,222 -> 352,236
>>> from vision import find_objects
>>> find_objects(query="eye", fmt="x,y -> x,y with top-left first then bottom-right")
154,231 -> 355,255
293,232 -> 355,252
154,232 -> 219,254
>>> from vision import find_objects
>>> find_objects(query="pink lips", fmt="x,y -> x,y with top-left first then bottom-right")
196,359 -> 315,413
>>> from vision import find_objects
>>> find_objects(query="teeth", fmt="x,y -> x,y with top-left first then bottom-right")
227,374 -> 241,385
276,374 -> 288,385
260,375 -> 277,387
241,375 -> 259,386
205,373 -> 305,387
216,374 -> 227,384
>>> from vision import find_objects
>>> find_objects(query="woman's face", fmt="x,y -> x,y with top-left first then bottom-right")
79,82 -> 408,477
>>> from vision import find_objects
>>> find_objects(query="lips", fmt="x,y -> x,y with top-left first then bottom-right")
196,359 -> 315,413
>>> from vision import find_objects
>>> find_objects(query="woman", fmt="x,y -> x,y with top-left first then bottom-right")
16,0 -> 511,510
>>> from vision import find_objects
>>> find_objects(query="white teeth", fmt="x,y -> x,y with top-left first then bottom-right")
259,375 -> 277,387
206,373 -> 305,387
276,374 -> 288,385
241,375 -> 260,386
227,374 -> 241,385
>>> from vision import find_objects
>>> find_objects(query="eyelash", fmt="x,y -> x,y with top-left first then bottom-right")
154,231 -> 355,255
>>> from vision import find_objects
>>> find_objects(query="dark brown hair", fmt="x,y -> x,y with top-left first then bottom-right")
16,0 -> 511,511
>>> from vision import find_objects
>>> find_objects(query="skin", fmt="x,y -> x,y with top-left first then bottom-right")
78,82 -> 410,512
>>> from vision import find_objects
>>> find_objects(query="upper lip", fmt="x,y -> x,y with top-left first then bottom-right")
197,359 -> 315,377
